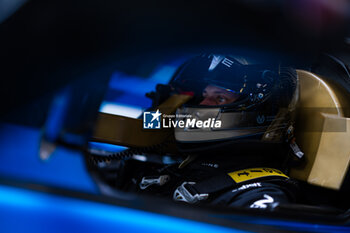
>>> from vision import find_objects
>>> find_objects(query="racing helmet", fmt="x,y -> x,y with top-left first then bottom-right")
159,54 -> 299,153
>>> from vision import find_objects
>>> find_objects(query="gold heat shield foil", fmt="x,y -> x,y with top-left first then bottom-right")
290,70 -> 350,190
92,94 -> 192,148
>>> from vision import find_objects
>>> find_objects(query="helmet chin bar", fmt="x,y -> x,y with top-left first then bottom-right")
174,106 -> 277,143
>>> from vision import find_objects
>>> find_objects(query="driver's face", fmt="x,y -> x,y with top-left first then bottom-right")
200,85 -> 240,106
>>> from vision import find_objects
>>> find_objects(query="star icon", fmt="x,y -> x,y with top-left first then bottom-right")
151,109 -> 161,122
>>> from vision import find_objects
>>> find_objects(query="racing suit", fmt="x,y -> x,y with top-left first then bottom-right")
111,152 -> 299,209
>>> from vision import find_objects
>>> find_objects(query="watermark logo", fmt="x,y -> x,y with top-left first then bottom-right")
143,109 -> 222,129
143,109 -> 161,129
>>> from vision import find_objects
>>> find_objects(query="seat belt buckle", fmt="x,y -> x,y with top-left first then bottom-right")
173,182 -> 209,203
139,175 -> 170,190
289,140 -> 304,159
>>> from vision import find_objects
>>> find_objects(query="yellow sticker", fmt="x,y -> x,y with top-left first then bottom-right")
228,168 -> 288,183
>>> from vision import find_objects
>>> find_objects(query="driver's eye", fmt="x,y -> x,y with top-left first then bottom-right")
217,95 -> 227,103
202,90 -> 207,97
